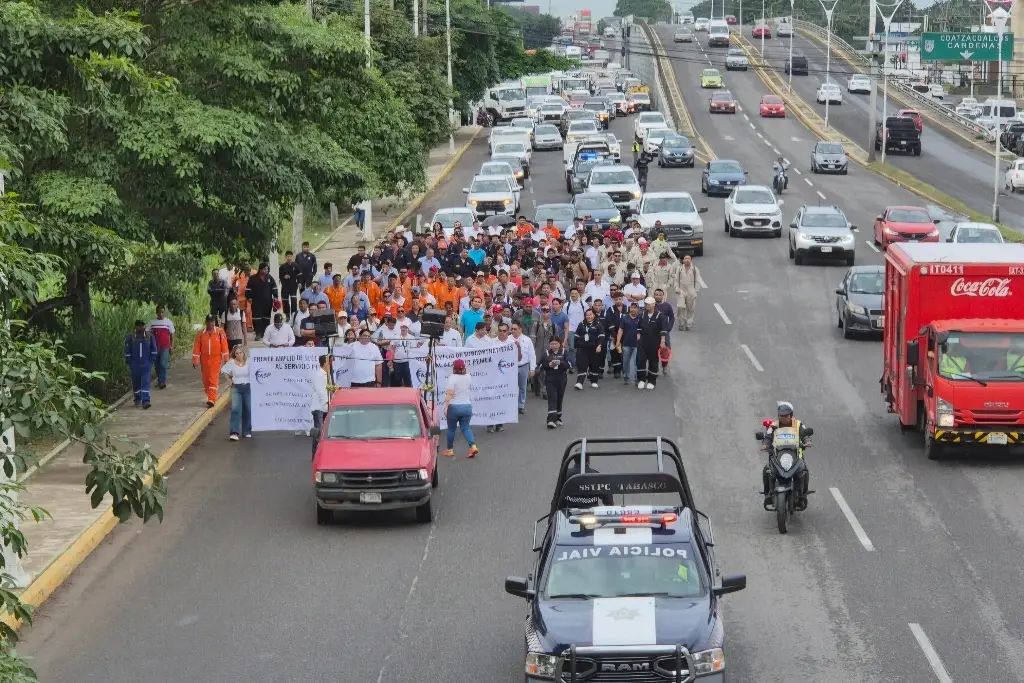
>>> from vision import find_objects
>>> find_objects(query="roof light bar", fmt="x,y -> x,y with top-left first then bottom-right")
571,512 -> 679,528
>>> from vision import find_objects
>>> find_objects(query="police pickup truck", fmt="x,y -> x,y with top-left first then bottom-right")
505,437 -> 746,683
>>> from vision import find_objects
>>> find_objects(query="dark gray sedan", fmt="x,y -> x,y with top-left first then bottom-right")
657,133 -> 696,168
835,265 -> 884,339
571,192 -> 622,227
534,203 -> 576,233
811,141 -> 849,175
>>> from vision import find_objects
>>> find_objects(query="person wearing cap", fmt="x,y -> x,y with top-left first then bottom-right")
335,310 -> 354,339
677,254 -> 707,331
124,319 -> 158,409
192,314 -> 230,407
760,402 -> 813,506
622,271 -> 647,308
442,358 -> 478,458
628,237 -> 655,270
635,296 -> 668,390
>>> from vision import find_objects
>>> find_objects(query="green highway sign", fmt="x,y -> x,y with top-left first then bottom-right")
921,32 -> 1014,61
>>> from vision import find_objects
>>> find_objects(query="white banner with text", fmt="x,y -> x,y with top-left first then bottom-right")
249,346 -> 328,431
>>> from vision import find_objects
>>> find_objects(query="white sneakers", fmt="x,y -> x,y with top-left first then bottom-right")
637,381 -> 645,389
574,382 -> 584,390
591,382 -> 599,389
646,382 -> 656,390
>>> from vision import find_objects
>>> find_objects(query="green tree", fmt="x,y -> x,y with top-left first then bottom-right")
0,195 -> 167,681
614,0 -> 673,21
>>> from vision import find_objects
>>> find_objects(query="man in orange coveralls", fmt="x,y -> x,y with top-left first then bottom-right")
192,314 -> 229,407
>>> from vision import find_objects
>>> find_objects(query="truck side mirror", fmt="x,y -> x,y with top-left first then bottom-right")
835,288 -> 845,296
429,425 -> 441,437
906,340 -> 920,366
505,576 -> 534,599
713,573 -> 747,596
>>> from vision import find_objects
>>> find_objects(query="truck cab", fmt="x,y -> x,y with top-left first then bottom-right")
485,82 -> 528,123
882,243 -> 1024,459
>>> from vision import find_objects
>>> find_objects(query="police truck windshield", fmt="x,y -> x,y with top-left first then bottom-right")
544,543 -> 705,599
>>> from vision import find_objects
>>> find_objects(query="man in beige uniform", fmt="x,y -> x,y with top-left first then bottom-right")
677,254 -> 707,331
647,251 -> 681,322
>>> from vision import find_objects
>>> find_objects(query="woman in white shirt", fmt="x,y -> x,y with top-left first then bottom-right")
221,345 -> 252,441
443,359 -> 478,458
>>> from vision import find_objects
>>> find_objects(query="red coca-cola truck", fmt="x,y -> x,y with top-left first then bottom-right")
881,243 -> 1024,459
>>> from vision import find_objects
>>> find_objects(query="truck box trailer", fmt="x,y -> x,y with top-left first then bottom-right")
881,243 -> 1024,459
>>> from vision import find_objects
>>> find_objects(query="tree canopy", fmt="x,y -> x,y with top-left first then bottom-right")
614,0 -> 673,21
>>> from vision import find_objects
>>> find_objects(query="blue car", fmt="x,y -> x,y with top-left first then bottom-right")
571,192 -> 623,228
701,159 -> 748,197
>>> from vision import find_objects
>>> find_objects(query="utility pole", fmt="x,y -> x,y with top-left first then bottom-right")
446,0 -> 455,154
867,61 -> 879,161
365,0 -> 372,69
290,0 -> 318,257
413,0 -> 419,36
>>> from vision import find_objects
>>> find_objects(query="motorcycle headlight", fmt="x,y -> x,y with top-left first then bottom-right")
936,397 -> 955,427
779,452 -> 795,470
525,652 -> 560,678
691,648 -> 726,675
846,302 -> 865,315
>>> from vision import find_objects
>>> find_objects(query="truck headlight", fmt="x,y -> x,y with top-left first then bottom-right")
926,230 -> 939,238
936,397 -> 955,427
846,302 -> 865,315
632,191 -> 642,199
322,472 -> 338,484
609,214 -> 620,223
504,198 -> 512,204
525,652 -> 560,678
842,234 -> 854,242
418,468 -> 429,481
692,648 -> 725,675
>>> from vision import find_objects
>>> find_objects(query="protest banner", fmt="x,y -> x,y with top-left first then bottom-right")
249,346 -> 327,431
409,341 -> 519,427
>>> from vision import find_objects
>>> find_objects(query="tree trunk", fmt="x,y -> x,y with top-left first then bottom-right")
68,269 -> 92,329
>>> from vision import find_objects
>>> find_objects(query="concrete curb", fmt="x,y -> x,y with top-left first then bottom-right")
732,32 -> 1020,235
2,391 -> 231,632
385,128 -> 484,235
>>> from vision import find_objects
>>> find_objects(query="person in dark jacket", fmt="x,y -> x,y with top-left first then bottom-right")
602,292 -> 627,378
245,262 -> 280,337
538,338 -> 569,429
279,250 -> 300,319
294,241 -> 317,291
124,320 -> 158,409
636,297 -> 668,390
653,288 -> 676,376
573,309 -> 606,390
207,269 -> 230,324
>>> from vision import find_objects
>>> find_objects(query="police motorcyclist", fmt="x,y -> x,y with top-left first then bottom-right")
563,454 -> 616,508
632,139 -> 642,164
761,401 -> 812,506
635,151 -> 651,190
772,155 -> 790,190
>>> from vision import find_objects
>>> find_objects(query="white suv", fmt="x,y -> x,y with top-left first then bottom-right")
788,204 -> 857,266
723,185 -> 784,238
634,111 -> 668,143
463,174 -> 519,219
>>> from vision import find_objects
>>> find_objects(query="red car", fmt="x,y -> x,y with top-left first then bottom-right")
873,205 -> 939,248
898,108 -> 923,133
709,91 -> 737,113
753,24 -> 772,38
760,94 -> 786,117
313,387 -> 440,524
725,14 -> 738,24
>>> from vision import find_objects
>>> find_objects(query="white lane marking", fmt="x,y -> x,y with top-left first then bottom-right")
740,344 -> 764,371
713,303 -> 732,324
866,241 -> 880,252
743,113 -> 750,120
909,624 -> 955,683
529,186 -> 535,194
804,178 -> 813,186
817,190 -> 827,200
773,148 -> 780,155
829,488 -> 876,551
531,199 -> 537,207
757,132 -> 764,138
749,122 -> 756,129
763,139 -> 772,146
794,168 -> 802,175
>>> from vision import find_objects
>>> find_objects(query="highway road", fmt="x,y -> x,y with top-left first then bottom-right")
746,27 -> 1024,229
19,39 -> 1024,683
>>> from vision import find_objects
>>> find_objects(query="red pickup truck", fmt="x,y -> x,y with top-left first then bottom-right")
313,388 -> 440,524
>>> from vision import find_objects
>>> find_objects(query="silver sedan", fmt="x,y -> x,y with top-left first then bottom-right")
534,124 -> 564,150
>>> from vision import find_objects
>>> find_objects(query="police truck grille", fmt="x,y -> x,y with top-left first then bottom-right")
338,470 -> 405,488
477,201 -> 506,212
562,656 -> 662,682
608,191 -> 633,203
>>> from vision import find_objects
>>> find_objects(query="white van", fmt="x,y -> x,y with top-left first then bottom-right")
681,12 -> 695,24
977,98 -> 1017,129
708,19 -> 730,47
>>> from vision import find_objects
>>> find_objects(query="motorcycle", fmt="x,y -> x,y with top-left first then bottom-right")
476,109 -> 493,127
772,167 -> 787,195
755,420 -> 813,534
635,153 -> 651,192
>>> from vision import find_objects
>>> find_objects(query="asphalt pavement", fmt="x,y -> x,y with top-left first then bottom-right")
19,42 -> 1024,683
761,29 -> 1024,228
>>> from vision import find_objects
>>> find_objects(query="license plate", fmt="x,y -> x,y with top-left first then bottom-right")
989,432 -> 1008,445
820,246 -> 832,253
360,492 -> 382,504
669,240 -> 680,246
900,140 -> 907,145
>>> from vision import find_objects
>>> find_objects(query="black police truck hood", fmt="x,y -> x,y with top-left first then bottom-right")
535,595 -> 714,654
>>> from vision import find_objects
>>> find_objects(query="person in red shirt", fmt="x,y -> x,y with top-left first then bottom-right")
147,304 -> 176,389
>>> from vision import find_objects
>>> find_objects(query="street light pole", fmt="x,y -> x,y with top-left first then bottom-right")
788,0 -> 795,91
760,0 -> 766,56
818,0 -> 837,130
877,1 -> 904,165
991,6 -> 1009,222
446,0 -> 455,154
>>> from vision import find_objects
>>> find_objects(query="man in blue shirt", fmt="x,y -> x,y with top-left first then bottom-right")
468,240 -> 486,266
459,295 -> 485,341
419,247 -> 442,276
300,281 -> 330,308
549,297 -> 570,346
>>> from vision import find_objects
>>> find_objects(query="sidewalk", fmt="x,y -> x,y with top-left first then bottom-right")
6,124 -> 481,629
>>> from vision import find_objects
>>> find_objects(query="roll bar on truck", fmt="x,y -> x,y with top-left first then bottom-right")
881,243 -> 1024,460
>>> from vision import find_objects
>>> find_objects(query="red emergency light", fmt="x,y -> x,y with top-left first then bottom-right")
575,512 -> 679,527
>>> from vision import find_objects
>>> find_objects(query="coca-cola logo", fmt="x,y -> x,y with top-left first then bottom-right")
949,277 -> 1012,297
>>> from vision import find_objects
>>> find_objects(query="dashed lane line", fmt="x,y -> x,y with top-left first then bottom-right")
740,344 -> 764,372
763,139 -> 772,146
713,303 -> 732,325
749,122 -> 756,129
817,190 -> 827,200
773,148 -> 780,155
909,624 -> 955,683
794,168 -> 802,175
829,488 -> 876,551
866,241 -> 880,252
804,178 -> 813,186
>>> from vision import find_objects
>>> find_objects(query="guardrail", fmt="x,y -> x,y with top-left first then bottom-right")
789,18 -> 999,144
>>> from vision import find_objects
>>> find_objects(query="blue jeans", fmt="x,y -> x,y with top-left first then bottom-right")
446,404 -> 474,449
155,349 -> 170,385
230,384 -> 252,436
517,364 -> 530,409
621,346 -> 638,381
